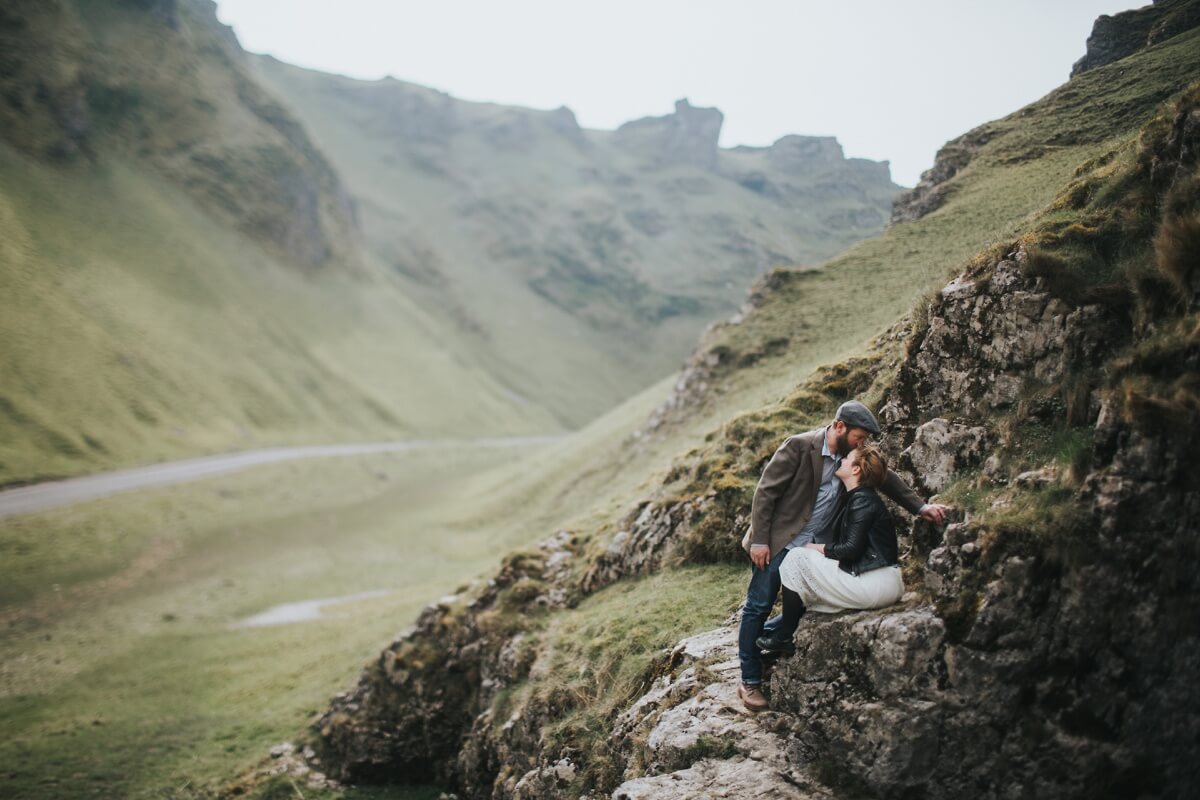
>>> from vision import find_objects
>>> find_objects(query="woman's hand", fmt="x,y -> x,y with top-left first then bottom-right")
919,503 -> 950,524
804,543 -> 825,555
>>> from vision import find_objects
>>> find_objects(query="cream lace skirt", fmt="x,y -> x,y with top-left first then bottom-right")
778,547 -> 904,613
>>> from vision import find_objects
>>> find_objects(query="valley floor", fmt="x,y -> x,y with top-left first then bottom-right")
0,442 -> 567,799
0,375 -> 701,800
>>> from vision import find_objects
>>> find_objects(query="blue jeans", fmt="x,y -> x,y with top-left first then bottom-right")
738,547 -> 800,685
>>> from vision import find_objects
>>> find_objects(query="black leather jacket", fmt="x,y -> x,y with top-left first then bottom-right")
819,487 -> 899,576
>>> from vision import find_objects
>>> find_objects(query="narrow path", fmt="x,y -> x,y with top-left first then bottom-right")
0,435 -> 561,519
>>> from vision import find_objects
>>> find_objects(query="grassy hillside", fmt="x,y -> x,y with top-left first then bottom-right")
0,368 -> 705,800
0,0 -> 896,480
0,143 -> 562,484
0,0 -> 569,484
250,59 -> 900,425
0,0 -> 357,270
636,20 -> 1200,441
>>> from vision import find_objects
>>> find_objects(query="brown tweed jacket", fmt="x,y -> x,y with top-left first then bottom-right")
741,427 -> 925,556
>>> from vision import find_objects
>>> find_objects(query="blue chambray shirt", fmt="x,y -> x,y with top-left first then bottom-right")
786,428 -> 843,549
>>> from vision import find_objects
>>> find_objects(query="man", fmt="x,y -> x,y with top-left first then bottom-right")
736,400 -> 947,712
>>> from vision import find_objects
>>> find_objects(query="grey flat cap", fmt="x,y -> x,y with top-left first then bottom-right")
835,400 -> 881,435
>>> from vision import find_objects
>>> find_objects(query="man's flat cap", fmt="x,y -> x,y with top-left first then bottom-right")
836,400 -> 881,435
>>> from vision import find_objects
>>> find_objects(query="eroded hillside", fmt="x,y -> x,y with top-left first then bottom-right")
251,61 -> 900,425
0,0 -> 563,483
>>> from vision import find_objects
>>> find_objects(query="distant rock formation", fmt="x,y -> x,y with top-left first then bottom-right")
765,134 -> 845,174
891,128 -> 994,223
1071,0 -> 1200,76
614,98 -> 724,171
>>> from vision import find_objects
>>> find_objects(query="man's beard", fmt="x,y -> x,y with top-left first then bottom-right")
834,431 -> 852,456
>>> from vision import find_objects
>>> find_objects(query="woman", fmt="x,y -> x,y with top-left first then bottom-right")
774,443 -> 905,631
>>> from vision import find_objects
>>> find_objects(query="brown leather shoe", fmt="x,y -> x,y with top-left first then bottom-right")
738,682 -> 769,712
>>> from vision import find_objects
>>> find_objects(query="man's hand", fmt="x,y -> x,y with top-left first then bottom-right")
803,542 -> 825,555
919,503 -> 950,525
750,544 -> 771,570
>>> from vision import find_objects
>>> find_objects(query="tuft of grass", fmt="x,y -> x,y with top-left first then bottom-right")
675,735 -> 740,763
1155,202 -> 1200,306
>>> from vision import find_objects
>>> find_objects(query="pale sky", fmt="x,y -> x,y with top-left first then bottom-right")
216,0 -> 1140,186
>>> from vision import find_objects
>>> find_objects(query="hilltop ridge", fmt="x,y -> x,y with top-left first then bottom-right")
252,57 -> 901,426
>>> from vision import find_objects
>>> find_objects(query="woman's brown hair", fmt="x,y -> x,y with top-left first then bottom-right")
855,444 -> 888,489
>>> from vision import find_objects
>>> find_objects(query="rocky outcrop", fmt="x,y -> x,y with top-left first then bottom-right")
609,626 -> 829,800
767,411 -> 1200,799
900,419 -> 990,495
882,247 -> 1121,428
890,127 -> 995,223
1071,0 -> 1200,77
765,135 -> 846,176
614,99 -> 724,171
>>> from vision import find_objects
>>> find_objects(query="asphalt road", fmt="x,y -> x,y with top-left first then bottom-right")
0,436 -> 561,519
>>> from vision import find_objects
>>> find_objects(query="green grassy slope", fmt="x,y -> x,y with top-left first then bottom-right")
0,366 -> 693,799
250,58 -> 900,426
0,145 -> 560,484
640,23 -> 1200,439
0,0 -> 569,484
0,0 -> 357,270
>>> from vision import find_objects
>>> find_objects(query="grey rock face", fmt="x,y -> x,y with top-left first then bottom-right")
1071,0 -> 1200,77
614,98 -> 724,171
766,135 -> 845,175
882,248 -> 1121,425
901,418 -> 990,495
610,626 -> 830,800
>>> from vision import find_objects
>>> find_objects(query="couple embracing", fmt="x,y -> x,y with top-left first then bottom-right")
736,401 -> 949,712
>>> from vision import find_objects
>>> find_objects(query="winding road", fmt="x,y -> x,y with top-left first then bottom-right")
0,436 -> 561,519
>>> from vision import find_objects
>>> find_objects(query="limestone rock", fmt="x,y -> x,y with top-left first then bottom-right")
1013,465 -> 1060,489
902,418 -> 990,494
612,756 -> 821,799
766,135 -> 846,175
610,623 -> 828,799
886,249 -> 1124,423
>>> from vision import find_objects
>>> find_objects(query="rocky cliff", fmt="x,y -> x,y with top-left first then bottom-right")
614,98 -> 725,171
1071,0 -> 1200,76
228,8 -> 1200,800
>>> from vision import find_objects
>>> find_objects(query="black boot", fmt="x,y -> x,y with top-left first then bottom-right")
758,588 -> 805,656
755,635 -> 796,656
